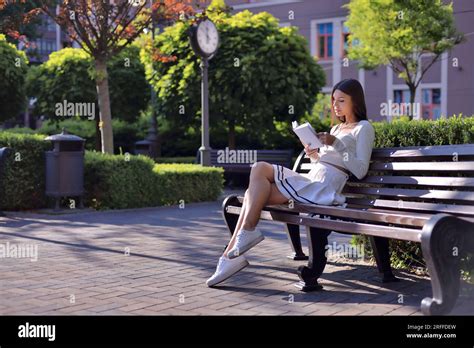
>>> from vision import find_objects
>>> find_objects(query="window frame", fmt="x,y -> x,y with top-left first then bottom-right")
316,22 -> 333,61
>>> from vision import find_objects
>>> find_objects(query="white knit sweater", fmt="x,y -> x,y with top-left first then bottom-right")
314,120 -> 375,180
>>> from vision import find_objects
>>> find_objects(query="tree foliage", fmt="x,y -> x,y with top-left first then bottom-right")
26,45 -> 149,123
140,8 -> 325,147
345,0 -> 464,118
0,34 -> 28,122
38,0 -> 200,153
0,0 -> 41,43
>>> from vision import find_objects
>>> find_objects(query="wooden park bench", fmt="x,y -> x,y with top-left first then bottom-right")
196,148 -> 293,187
222,143 -> 474,315
0,147 -> 11,215
196,149 -> 293,174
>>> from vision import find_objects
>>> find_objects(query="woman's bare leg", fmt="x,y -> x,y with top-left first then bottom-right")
222,191 -> 249,257
222,162 -> 288,257
241,162 -> 288,230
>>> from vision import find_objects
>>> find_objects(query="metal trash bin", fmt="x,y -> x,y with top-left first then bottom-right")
45,129 -> 85,210
134,139 -> 152,156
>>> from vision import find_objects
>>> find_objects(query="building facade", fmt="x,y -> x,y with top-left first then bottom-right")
227,0 -> 474,122
29,0 -> 473,122
20,11 -> 78,64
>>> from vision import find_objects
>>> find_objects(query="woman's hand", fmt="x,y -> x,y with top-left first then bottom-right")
304,144 -> 319,161
317,132 -> 337,146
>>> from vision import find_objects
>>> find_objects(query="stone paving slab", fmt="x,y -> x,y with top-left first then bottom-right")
0,190 -> 472,316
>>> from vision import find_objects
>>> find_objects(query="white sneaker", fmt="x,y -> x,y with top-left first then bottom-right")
206,255 -> 249,287
227,229 -> 265,259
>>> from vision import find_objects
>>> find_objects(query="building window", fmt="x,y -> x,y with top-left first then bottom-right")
317,23 -> 333,60
422,88 -> 441,120
392,89 -> 412,118
29,38 -> 56,56
342,22 -> 350,57
393,89 -> 410,104
44,16 -> 56,31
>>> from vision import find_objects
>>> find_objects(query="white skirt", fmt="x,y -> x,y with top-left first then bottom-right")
272,162 -> 349,206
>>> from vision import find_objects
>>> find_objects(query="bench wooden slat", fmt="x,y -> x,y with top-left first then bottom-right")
226,205 -> 422,242
343,186 -> 474,203
360,206 -> 474,224
345,197 -> 474,216
235,195 -> 431,227
239,196 -> 474,225
370,161 -> 474,172
349,175 -> 474,187
371,144 -> 474,159
296,161 -> 474,173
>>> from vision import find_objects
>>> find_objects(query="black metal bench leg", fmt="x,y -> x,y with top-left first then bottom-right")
295,226 -> 331,291
369,236 -> 400,283
285,223 -> 308,261
420,214 -> 474,315
221,194 -> 240,238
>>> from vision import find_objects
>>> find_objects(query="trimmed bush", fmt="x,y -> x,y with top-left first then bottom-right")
0,132 -> 49,210
371,114 -> 474,146
84,152 -> 224,210
0,132 -> 223,211
156,157 -> 196,164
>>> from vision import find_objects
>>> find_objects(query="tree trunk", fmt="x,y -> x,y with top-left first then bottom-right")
94,58 -> 114,154
228,119 -> 236,150
408,84 -> 417,121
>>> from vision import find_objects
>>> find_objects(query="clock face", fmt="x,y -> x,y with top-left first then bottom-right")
196,20 -> 219,56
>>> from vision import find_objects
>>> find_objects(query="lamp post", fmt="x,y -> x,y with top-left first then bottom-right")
189,18 -> 220,166
200,57 -> 211,166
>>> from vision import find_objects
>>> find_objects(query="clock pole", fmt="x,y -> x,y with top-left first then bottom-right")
200,57 -> 211,166
189,18 -> 219,167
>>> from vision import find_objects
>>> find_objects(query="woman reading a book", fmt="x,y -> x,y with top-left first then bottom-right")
207,78 -> 376,287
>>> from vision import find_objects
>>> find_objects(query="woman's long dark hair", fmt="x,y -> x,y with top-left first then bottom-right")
330,78 -> 368,128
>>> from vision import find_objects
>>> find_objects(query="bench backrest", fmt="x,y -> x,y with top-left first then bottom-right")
196,149 -> 293,172
293,144 -> 474,219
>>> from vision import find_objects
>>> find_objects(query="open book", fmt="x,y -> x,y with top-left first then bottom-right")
292,121 -> 324,150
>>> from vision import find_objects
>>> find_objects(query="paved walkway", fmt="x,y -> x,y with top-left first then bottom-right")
0,190 -> 472,316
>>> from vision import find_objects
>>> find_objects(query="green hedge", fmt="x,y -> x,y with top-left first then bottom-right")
156,156 -> 196,164
0,132 -> 50,210
0,132 -> 223,211
371,114 -> 474,146
84,152 -> 224,210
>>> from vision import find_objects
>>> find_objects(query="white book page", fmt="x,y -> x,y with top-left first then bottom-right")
292,121 -> 324,149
